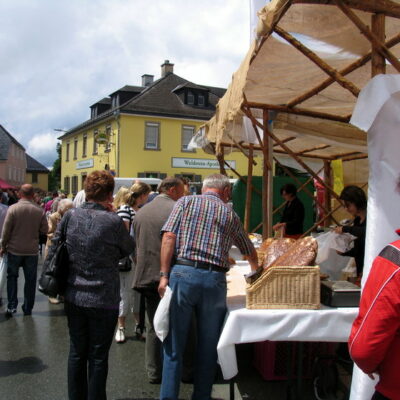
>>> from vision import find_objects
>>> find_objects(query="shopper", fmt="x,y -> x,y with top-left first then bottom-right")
45,170 -> 134,400
133,177 -> 185,383
0,184 -> 48,317
113,182 -> 151,343
335,185 -> 367,277
158,173 -> 259,400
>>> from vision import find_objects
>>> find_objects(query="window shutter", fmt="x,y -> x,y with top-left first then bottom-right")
160,173 -> 167,179
138,172 -> 146,178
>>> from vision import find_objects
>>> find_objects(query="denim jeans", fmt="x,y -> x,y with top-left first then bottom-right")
65,301 -> 118,400
6,253 -> 39,313
160,264 -> 227,400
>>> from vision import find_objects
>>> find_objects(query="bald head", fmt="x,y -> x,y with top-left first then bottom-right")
20,184 -> 34,199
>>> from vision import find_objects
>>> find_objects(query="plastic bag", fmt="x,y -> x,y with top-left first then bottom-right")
0,254 -> 7,298
315,231 -> 356,264
154,286 -> 173,342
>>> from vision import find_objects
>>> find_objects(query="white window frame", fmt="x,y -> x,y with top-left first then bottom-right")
181,125 -> 196,152
144,122 -> 160,150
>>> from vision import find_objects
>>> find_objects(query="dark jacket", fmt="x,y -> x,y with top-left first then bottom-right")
45,202 -> 134,309
281,196 -> 305,235
342,216 -> 366,276
133,194 -> 176,291
349,239 -> 400,399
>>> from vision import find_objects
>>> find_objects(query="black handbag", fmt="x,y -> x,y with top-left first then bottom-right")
38,213 -> 71,297
118,256 -> 132,272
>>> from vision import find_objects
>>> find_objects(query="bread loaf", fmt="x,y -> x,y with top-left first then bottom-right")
272,236 -> 318,267
263,238 -> 296,269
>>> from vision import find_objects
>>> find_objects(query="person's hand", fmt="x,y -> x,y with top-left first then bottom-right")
334,226 -> 343,234
158,277 -> 169,298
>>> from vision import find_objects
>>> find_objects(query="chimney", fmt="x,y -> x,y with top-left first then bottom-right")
161,60 -> 174,77
141,74 -> 154,87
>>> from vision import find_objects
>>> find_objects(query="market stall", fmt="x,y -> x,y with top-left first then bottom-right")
195,1 -> 400,399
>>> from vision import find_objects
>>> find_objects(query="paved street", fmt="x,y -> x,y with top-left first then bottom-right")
0,256 -> 351,399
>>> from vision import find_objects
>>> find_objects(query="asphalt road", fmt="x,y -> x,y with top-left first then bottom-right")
0,256 -> 350,400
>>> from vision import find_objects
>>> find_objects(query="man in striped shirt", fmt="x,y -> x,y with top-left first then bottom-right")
159,174 -> 258,400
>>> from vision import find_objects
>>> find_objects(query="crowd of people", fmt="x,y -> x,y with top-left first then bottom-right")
0,172 -> 397,400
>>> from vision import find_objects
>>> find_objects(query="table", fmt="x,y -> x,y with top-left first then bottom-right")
218,263 -> 359,397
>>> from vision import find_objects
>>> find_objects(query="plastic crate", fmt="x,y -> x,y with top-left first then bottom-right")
253,341 -> 336,381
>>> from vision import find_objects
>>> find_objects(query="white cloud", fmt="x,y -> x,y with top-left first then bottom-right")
0,0 -> 252,167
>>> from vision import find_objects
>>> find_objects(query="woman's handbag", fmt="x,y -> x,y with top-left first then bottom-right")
118,256 -> 132,272
38,213 -> 71,297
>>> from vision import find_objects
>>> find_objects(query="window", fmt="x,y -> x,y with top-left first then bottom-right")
73,138 -> 78,160
93,130 -> 98,154
66,142 -> 70,162
198,95 -> 205,106
105,125 -> 112,152
181,125 -> 195,152
32,172 -> 38,184
81,174 -> 87,189
64,176 -> 70,194
187,92 -> 194,105
71,176 -> 78,195
145,122 -> 160,150
82,134 -> 87,157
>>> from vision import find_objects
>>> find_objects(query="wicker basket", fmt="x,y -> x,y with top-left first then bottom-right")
246,266 -> 320,310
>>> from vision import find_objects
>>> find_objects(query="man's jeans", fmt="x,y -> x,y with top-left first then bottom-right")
160,264 -> 227,400
7,253 -> 39,313
65,301 -> 118,400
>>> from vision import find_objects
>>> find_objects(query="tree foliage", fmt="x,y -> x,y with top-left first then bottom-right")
49,142 -> 61,191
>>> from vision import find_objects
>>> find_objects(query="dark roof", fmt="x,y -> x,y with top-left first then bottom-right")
90,97 -> 111,107
109,85 -> 145,96
0,125 -> 25,161
58,73 -> 226,139
26,154 -> 49,173
172,82 -> 210,93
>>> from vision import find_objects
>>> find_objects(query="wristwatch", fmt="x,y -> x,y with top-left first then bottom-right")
160,271 -> 170,278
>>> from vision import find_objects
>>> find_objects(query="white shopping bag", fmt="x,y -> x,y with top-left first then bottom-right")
316,231 -> 356,264
154,286 -> 173,342
0,254 -> 7,298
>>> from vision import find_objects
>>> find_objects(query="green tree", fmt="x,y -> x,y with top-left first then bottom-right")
48,142 -> 61,191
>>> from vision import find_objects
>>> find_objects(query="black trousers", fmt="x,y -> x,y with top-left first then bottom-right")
372,391 -> 390,400
65,302 -> 118,400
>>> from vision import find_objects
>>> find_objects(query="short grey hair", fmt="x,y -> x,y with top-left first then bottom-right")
202,174 -> 230,191
57,198 -> 73,215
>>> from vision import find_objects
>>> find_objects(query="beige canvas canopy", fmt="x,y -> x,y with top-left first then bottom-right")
200,0 -> 400,237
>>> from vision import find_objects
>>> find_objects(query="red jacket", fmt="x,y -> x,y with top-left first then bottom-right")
349,239 -> 400,399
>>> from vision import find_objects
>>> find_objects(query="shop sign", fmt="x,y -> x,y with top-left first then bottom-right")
172,157 -> 236,170
76,159 -> 94,170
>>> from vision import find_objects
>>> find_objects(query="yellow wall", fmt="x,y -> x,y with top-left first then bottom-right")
60,113 -> 263,195
26,172 -> 49,191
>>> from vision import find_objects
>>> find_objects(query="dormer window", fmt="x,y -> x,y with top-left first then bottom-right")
198,95 -> 205,106
187,92 -> 195,105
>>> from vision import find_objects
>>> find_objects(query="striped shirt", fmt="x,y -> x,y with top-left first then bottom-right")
117,205 -> 135,226
161,192 -> 254,270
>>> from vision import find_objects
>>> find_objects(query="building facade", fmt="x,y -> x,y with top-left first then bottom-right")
0,125 -> 26,187
59,61 -> 262,196
25,154 -> 49,191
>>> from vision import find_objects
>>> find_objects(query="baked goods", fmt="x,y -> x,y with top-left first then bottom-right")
259,238 -> 274,252
272,236 -> 318,267
263,238 -> 295,269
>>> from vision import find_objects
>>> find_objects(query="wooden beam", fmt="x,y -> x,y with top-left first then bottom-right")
332,151 -> 362,159
224,134 -> 258,166
262,109 -> 273,239
246,101 -> 351,123
324,161 -> 332,227
264,126 -> 345,205
334,0 -> 400,72
297,144 -> 331,155
274,149 -> 334,160
342,154 -> 368,162
274,25 -> 360,97
220,142 -> 262,152
287,32 -> 400,107
244,144 -> 254,233
372,13 -> 386,77
292,0 -> 400,19
273,137 -> 296,147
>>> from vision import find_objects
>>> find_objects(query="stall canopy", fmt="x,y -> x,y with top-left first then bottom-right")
202,0 -> 400,162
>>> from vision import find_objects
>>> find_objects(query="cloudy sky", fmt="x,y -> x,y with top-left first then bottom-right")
0,0 -> 265,168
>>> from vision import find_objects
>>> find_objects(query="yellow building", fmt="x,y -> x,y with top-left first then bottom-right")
25,154 -> 49,191
59,61 -> 262,196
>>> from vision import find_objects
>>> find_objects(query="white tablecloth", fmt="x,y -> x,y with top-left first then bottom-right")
218,264 -> 358,380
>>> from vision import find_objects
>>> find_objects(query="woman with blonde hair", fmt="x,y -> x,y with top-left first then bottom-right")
114,181 -> 151,343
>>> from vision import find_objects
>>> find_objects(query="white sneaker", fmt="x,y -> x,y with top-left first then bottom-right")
115,327 -> 126,343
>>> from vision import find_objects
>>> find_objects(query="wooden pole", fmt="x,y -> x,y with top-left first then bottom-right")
216,150 -> 227,176
372,13 -> 386,76
274,26 -> 360,97
334,0 -> 400,73
244,144 -> 254,233
324,161 -> 332,228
